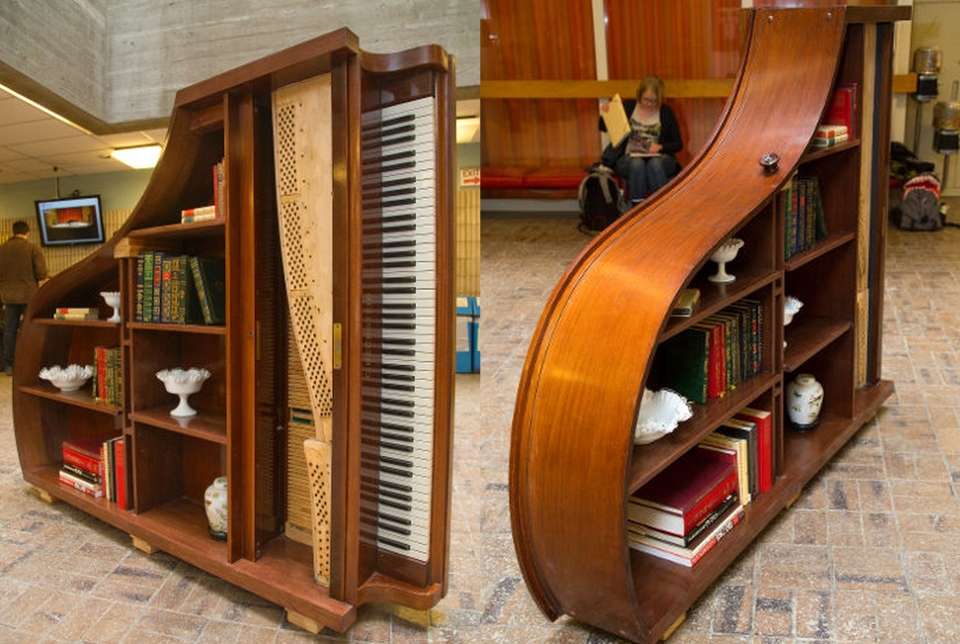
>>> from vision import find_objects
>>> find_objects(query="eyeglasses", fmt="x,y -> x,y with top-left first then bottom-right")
640,95 -> 659,106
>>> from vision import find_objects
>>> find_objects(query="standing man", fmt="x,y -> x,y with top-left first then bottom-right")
0,221 -> 48,375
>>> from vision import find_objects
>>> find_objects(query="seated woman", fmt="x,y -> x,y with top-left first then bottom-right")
600,75 -> 683,205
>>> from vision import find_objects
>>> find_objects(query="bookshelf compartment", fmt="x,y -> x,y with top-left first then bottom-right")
797,148 -> 861,239
129,329 -> 226,420
784,242 -> 856,324
15,391 -> 121,468
133,423 -> 225,517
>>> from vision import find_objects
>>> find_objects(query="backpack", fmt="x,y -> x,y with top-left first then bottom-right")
578,164 -> 628,233
893,174 -> 943,231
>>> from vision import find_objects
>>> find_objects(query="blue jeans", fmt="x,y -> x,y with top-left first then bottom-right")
614,154 -> 679,202
4,303 -> 25,368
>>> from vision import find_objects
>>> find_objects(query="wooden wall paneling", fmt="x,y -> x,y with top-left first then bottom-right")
481,0 -> 600,171
604,0 -> 743,165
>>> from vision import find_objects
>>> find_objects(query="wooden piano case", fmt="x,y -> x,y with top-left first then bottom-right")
12,27 -> 454,634
509,5 -> 908,643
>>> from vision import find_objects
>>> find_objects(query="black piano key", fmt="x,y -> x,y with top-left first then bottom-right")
377,536 -> 411,551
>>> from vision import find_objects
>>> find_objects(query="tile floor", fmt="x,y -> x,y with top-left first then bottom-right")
1,204 -> 960,643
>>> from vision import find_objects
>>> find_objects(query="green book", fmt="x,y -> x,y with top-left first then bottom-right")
658,326 -> 710,404
189,256 -> 226,325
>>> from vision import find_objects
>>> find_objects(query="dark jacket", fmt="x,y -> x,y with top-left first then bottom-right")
599,100 -> 684,157
0,236 -> 48,304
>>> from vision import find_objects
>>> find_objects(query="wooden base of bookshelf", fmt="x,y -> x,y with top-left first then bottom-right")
131,535 -> 158,554
661,612 -> 686,641
286,609 -> 323,634
21,464 -> 357,633
37,488 -> 57,505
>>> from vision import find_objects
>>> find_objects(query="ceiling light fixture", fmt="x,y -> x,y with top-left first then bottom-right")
456,115 -> 480,144
111,144 -> 163,169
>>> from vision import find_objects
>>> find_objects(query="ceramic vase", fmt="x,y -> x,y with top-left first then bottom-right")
786,373 -> 823,430
204,476 -> 228,541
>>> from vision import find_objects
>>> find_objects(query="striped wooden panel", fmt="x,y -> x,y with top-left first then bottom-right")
481,0 -> 600,171
456,189 -> 480,297
284,317 -> 318,547
604,0 -> 743,166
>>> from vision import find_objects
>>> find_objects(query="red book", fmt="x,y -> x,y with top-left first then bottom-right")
824,83 -> 858,139
114,437 -> 126,510
62,433 -> 113,478
629,446 -> 739,536
736,407 -> 773,492
696,320 -> 725,399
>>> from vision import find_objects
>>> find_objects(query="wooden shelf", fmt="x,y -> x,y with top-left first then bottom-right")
783,316 -> 851,372
129,408 -> 227,444
661,268 -> 778,342
18,384 -> 122,415
627,372 -> 779,492
128,321 -> 226,334
33,318 -> 119,329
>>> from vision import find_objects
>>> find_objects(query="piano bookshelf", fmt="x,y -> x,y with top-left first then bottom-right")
509,6 -> 906,644
12,28 -> 455,634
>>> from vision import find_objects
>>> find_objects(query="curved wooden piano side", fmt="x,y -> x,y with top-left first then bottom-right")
13,97 -> 217,461
509,7 -> 860,642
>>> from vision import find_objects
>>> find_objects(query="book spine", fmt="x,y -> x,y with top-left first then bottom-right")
152,251 -> 163,323
102,440 -> 113,503
181,205 -> 217,219
53,313 -> 99,320
114,437 -> 126,509
55,307 -> 97,314
62,462 -> 101,485
142,252 -> 155,323
181,213 -> 219,223
189,256 -> 214,324
95,346 -> 108,403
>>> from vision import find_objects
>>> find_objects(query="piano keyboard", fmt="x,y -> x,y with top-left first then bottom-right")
360,96 -> 438,563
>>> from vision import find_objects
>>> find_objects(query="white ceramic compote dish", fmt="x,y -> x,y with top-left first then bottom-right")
708,237 -> 745,283
634,388 -> 694,445
157,368 -> 211,417
39,364 -> 94,392
100,291 -> 121,322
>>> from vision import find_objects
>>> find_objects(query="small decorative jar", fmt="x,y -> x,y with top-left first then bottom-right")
786,373 -> 824,430
204,476 -> 228,541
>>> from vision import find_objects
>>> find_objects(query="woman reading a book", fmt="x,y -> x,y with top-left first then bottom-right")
600,76 -> 683,205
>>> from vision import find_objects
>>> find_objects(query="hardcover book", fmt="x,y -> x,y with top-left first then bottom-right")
189,256 -> 227,325
629,446 -> 739,536
658,326 -> 710,404
736,407 -> 773,492
628,503 -> 744,567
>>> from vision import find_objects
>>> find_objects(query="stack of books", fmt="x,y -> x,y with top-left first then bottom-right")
810,124 -> 848,149
180,159 -> 225,223
60,434 -> 109,498
53,307 -> 99,321
628,445 -> 744,567
59,434 -> 128,508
